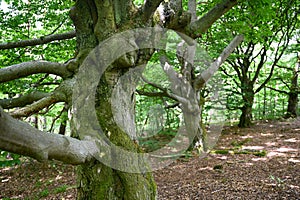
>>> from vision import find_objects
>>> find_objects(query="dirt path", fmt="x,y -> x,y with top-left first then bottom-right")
1,118 -> 299,199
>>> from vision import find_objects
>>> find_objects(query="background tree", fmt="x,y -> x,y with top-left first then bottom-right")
0,0 -> 242,199
266,52 -> 300,118
214,0 -> 299,127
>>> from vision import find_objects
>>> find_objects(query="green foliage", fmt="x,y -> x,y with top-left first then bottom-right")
0,151 -> 21,167
38,189 -> 49,198
0,0 -> 75,98
54,185 -> 68,194
212,149 -> 229,154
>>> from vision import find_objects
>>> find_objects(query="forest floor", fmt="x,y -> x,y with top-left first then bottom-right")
1,118 -> 299,200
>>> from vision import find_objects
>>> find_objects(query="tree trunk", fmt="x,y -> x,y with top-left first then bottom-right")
285,91 -> 298,118
77,161 -> 156,200
239,104 -> 253,128
239,82 -> 254,128
285,61 -> 299,118
69,1 -> 156,199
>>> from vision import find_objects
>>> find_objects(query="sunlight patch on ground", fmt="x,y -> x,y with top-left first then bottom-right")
288,158 -> 300,163
244,162 -> 254,166
267,146 -> 298,158
261,133 -> 273,136
242,146 -> 264,150
198,166 -> 213,171
276,147 -> 298,152
267,151 -> 286,157
216,155 -> 228,160
251,157 -> 267,162
289,185 -> 300,189
240,135 -> 254,139
265,142 -> 277,146
284,138 -> 298,143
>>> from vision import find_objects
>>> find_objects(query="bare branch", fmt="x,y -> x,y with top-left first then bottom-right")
138,76 -> 180,101
0,31 -> 76,50
9,79 -> 74,118
0,60 -> 75,83
194,34 -> 244,90
265,86 -> 289,95
0,91 -> 49,109
188,0 -> 238,38
10,93 -> 64,118
0,107 -> 97,165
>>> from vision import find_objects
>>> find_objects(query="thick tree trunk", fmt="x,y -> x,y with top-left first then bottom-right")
238,83 -> 254,128
77,161 -> 156,200
69,0 -> 156,199
239,104 -> 253,128
75,73 -> 156,200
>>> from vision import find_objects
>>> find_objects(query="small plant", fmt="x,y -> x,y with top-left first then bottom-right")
39,189 -> 49,198
0,151 -> 21,167
35,180 -> 43,188
270,175 -> 286,188
54,185 -> 68,194
253,150 -> 267,157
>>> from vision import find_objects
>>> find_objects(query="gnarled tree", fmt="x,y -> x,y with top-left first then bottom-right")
0,0 -> 241,199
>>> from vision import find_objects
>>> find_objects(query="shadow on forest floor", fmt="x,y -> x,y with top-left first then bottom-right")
1,118 -> 299,199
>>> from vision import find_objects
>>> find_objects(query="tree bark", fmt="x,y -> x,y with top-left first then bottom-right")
285,60 -> 299,118
238,80 -> 254,128
70,1 -> 156,199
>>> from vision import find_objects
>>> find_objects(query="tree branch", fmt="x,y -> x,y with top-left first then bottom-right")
265,86 -> 289,95
0,107 -> 97,165
0,91 -> 49,109
0,31 -> 76,50
188,0 -> 238,38
10,93 -> 64,118
194,34 -> 244,90
0,60 -> 75,83
251,46 -> 267,84
138,76 -> 178,101
142,0 -> 164,21
9,79 -> 74,118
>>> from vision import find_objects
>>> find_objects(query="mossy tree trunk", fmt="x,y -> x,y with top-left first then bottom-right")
70,1 -> 156,199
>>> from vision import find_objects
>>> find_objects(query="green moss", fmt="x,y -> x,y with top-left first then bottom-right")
213,149 -> 229,154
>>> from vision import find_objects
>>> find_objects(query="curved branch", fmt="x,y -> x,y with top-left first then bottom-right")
0,31 -> 76,50
142,0 -> 164,21
10,93 -> 64,118
0,107 -> 97,165
9,79 -> 75,118
0,60 -> 74,83
0,91 -> 49,109
188,0 -> 238,38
